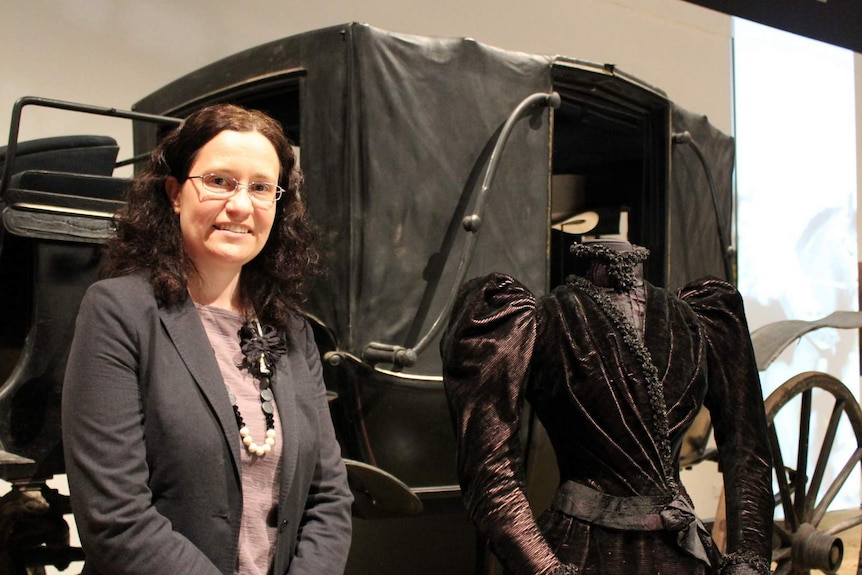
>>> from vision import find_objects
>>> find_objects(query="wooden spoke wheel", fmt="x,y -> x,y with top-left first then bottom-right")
765,371 -> 862,575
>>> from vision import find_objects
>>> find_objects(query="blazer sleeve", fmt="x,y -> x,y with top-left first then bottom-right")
441,273 -> 562,575
679,277 -> 773,573
284,317 -> 353,575
62,280 -> 224,575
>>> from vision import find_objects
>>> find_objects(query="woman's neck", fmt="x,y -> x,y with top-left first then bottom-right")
188,269 -> 245,313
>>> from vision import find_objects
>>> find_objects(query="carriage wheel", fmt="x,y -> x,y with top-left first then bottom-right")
765,371 -> 862,575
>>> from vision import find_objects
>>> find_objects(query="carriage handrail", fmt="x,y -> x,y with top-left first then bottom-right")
360,91 -> 561,368
0,95 -> 182,199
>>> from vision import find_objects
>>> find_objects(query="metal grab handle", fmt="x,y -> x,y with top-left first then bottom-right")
1,95 -> 182,199
361,342 -> 418,369
360,91 -> 561,368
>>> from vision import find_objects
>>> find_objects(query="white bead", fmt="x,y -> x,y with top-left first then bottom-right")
254,445 -> 266,456
239,427 -> 250,437
262,443 -> 272,453
265,437 -> 275,446
243,436 -> 254,446
265,428 -> 277,438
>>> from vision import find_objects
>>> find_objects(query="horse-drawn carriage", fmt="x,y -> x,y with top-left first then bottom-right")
0,22 -> 859,575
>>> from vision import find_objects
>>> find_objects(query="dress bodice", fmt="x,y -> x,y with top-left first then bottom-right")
441,268 -> 772,575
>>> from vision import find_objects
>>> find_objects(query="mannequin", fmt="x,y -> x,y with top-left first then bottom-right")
440,240 -> 773,575
570,238 -> 646,336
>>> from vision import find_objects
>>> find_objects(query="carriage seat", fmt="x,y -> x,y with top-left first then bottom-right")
0,135 -> 123,482
0,135 -> 118,199
3,170 -> 126,242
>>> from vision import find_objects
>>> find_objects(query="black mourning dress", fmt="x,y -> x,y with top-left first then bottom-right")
440,242 -> 772,575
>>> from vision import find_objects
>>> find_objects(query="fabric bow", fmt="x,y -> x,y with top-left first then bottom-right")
238,320 -> 287,379
660,495 -> 715,567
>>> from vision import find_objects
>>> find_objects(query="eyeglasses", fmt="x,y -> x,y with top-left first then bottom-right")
188,173 -> 284,208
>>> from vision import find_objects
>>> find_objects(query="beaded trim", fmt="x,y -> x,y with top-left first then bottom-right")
565,274 -> 677,492
232,318 -> 287,457
550,564 -> 580,575
719,551 -> 771,575
569,243 -> 650,293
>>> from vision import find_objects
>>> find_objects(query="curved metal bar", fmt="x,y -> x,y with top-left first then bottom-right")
324,350 -> 444,391
361,91 -> 561,368
671,130 -> 734,281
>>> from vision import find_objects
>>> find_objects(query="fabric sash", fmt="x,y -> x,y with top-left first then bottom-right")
550,480 -> 715,567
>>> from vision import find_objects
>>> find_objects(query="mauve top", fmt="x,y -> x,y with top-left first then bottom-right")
198,305 -> 283,575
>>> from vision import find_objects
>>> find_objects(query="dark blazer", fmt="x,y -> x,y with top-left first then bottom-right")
62,273 -> 353,575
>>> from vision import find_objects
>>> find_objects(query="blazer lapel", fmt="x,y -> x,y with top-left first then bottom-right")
159,300 -> 242,478
273,351 -> 299,505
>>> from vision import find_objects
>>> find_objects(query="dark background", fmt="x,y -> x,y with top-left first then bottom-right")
683,0 -> 862,53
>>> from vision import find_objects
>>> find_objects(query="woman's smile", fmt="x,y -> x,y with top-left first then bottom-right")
166,130 -> 279,275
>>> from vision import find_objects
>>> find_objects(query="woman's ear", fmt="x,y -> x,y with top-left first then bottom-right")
165,176 -> 182,214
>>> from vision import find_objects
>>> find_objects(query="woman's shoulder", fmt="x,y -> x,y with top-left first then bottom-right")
81,272 -> 158,313
89,272 -> 150,291
285,311 -> 312,340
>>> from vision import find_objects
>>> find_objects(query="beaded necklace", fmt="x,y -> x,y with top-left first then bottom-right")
233,318 -> 287,457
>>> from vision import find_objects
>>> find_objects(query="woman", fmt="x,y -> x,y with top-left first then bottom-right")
62,104 -> 353,575
441,240 -> 772,575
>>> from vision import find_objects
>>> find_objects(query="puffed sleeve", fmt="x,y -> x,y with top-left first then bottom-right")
678,277 -> 773,574
441,273 -> 562,575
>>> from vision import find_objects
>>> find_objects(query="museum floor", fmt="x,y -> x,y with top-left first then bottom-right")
39,501 -> 862,575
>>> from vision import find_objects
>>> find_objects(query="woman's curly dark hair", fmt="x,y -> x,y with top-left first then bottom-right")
101,103 -> 322,330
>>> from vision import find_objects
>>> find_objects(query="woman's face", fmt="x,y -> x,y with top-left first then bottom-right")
166,130 -> 280,278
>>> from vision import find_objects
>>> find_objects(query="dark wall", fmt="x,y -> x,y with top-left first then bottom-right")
683,0 -> 862,53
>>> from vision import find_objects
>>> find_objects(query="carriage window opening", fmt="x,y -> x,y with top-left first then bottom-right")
549,72 -> 668,290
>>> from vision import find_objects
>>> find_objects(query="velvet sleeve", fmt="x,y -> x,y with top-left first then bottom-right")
678,277 -> 773,572
441,273 -> 562,575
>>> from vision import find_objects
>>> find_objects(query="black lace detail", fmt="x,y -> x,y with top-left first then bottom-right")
570,243 -> 649,293
719,551 -> 770,575
565,275 -> 677,492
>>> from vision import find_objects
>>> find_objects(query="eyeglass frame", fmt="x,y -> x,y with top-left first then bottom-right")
186,172 -> 285,207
